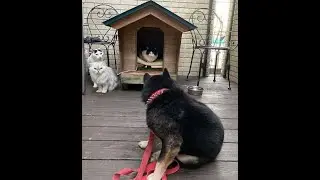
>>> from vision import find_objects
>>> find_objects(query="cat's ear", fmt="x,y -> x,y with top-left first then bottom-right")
143,73 -> 151,83
162,68 -> 170,79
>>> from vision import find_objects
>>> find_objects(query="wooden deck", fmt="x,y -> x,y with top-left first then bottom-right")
82,75 -> 238,180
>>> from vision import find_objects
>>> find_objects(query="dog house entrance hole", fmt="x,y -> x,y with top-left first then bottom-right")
137,27 -> 164,71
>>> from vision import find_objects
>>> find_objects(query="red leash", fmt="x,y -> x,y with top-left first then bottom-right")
112,88 -> 180,180
112,131 -> 180,180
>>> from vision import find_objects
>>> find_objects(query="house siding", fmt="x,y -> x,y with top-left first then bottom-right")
83,0 -> 217,77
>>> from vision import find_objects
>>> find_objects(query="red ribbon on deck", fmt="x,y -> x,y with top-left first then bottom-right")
112,131 -> 180,180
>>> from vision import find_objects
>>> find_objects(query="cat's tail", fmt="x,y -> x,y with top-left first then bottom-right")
108,76 -> 119,91
109,83 -> 118,91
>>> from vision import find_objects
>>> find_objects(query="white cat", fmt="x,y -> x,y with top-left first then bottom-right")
86,49 -> 104,68
89,61 -> 118,93
86,49 -> 105,88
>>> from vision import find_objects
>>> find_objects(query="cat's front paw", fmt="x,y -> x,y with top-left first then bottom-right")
93,83 -> 98,88
101,89 -> 107,93
96,89 -> 102,93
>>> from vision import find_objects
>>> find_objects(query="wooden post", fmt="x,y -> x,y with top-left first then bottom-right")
223,0 -> 236,78
202,0 -> 214,77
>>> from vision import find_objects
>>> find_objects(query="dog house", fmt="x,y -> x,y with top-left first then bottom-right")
103,1 -> 196,85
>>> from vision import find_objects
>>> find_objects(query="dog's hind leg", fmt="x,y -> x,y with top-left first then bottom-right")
147,135 -> 182,180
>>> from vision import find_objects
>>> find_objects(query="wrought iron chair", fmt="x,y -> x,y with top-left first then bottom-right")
186,8 -> 231,89
84,3 -> 119,70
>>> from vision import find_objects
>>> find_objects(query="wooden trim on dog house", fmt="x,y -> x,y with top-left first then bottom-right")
102,1 -> 196,32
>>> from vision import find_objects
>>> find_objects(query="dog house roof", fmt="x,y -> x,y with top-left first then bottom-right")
102,0 -> 197,32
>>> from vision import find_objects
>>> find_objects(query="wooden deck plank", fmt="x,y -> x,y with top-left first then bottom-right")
82,104 -> 238,119
83,160 -> 238,180
82,116 -> 238,129
82,141 -> 237,161
83,89 -> 238,98
82,98 -> 238,105
82,110 -> 237,119
82,127 -> 238,143
81,90 -> 238,99
84,79 -> 238,98
82,90 -> 238,102
82,104 -> 238,111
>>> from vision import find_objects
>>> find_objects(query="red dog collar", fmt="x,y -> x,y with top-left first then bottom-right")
146,88 -> 169,105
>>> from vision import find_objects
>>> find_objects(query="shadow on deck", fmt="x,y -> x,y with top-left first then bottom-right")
82,75 -> 238,180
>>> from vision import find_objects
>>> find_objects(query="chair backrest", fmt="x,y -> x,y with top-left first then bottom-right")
85,3 -> 119,43
189,8 -> 224,48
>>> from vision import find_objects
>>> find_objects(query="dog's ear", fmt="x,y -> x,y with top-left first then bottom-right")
163,68 -> 170,79
143,73 -> 151,83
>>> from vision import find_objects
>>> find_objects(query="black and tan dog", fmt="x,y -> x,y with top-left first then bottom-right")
138,68 -> 224,180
